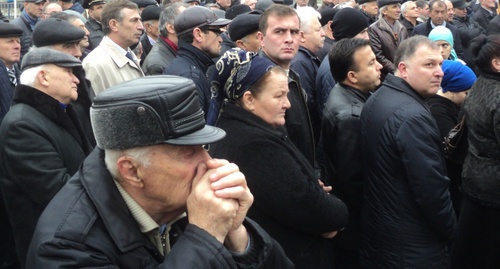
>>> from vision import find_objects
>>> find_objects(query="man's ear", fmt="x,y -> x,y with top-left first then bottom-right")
193,27 -> 204,43
346,70 -> 358,85
257,31 -> 265,47
117,156 -> 144,188
166,23 -> 175,35
397,61 -> 409,79
300,31 -> 306,43
109,18 -> 119,33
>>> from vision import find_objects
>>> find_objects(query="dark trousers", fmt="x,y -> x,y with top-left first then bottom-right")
450,195 -> 500,269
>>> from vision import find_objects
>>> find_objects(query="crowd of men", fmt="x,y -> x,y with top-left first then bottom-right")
0,0 -> 497,267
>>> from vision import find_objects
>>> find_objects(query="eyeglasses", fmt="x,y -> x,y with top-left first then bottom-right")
206,28 -> 223,37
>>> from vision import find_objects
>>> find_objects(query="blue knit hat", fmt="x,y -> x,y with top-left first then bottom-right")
428,26 -> 458,61
441,60 -> 476,93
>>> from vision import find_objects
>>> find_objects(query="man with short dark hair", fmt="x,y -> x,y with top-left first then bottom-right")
0,47 -> 94,269
258,4 -> 315,166
359,35 -> 456,268
412,0 -> 464,58
322,38 -> 382,269
11,0 -> 47,59
83,0 -> 145,95
84,0 -> 106,50
25,75 -> 294,269
163,6 -> 230,116
143,3 -> 186,75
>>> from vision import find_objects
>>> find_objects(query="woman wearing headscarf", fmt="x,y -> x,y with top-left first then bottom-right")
209,50 -> 348,269
426,60 -> 477,217
429,25 -> 465,64
450,34 -> 500,269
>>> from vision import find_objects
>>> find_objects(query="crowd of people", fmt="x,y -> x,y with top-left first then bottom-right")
0,0 -> 498,267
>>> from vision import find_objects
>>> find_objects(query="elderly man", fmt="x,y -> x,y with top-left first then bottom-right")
163,6 -> 230,116
290,6 -> 325,146
228,13 -> 261,52
258,4 -> 315,166
143,3 -> 186,75
359,36 -> 456,268
0,23 -> 23,269
316,8 -> 337,62
83,0 -> 144,95
473,0 -> 496,30
25,75 -> 293,268
400,0 -> 420,35
369,0 -> 409,81
84,0 -> 106,50
51,12 -> 92,58
359,0 -> 379,24
0,48 -> 94,269
412,0 -> 464,58
42,2 -> 63,19
140,5 -> 162,63
11,0 -> 47,58
322,37 -> 382,269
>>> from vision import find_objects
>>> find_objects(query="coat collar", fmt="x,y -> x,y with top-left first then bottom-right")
382,74 -> 429,110
177,40 -> 214,73
80,148 -> 159,255
100,36 -> 143,72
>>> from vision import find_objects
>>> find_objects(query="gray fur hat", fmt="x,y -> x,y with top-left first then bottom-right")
91,76 -> 226,150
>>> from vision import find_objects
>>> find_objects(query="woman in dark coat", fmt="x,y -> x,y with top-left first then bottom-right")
450,34 -> 500,269
209,50 -> 348,269
426,60 -> 477,217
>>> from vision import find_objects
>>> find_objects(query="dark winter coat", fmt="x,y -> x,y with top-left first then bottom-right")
290,46 -> 322,144
139,32 -> 155,65
461,72 -> 500,208
0,84 -> 94,267
142,37 -> 177,75
359,74 -> 457,268
472,6 -> 495,30
316,36 -> 334,62
0,61 -> 19,123
315,53 -> 336,116
368,18 -> 409,78
400,17 -> 420,36
210,103 -> 348,269
412,20 -> 464,59
26,148 -> 293,268
321,83 -> 370,251
163,41 -> 214,116
453,15 -> 484,67
85,16 -> 104,51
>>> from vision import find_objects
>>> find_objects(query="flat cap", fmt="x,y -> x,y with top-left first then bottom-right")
0,23 -> 23,38
377,0 -> 400,8
228,14 -> 260,42
130,0 -> 157,8
21,47 -> 82,71
319,8 -> 338,27
225,4 -> 251,20
452,0 -> 468,9
185,0 -> 200,3
24,0 -> 47,3
254,0 -> 273,13
32,18 -> 86,47
357,0 -> 376,5
141,5 -> 162,21
82,0 -> 105,9
175,6 -> 231,36
90,76 -> 226,149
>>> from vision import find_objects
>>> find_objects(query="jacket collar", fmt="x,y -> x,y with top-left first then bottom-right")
337,82 -> 371,102
80,148 -> 158,254
382,74 -> 429,110
100,36 -> 143,72
297,46 -> 320,65
177,40 -> 214,73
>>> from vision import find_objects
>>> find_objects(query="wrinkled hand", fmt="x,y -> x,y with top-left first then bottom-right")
318,179 -> 332,194
187,160 -> 239,244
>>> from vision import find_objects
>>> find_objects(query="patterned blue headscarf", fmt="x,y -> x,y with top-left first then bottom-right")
207,50 -> 277,125
428,26 -> 458,61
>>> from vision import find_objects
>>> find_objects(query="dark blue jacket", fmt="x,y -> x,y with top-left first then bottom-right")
163,41 -> 213,116
359,74 -> 456,268
26,148 -> 294,269
0,61 -> 18,123
315,55 -> 336,116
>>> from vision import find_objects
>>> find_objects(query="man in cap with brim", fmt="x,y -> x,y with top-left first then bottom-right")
58,0 -> 86,14
316,8 -> 338,62
0,22 -> 23,269
163,6 -> 230,116
83,0 -> 106,50
368,0 -> 409,80
185,0 -> 200,6
452,0 -> 481,67
0,47 -> 94,268
315,7 -> 370,116
218,4 -> 252,57
83,0 -> 145,95
130,0 -> 158,11
358,0 -> 378,24
11,0 -> 48,59
25,75 -> 294,268
228,13 -> 260,52
140,5 -> 163,63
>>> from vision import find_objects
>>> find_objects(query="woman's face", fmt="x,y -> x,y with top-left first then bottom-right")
251,72 -> 290,127
436,40 -> 452,60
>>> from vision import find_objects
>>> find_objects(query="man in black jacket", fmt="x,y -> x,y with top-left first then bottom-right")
0,48 -> 94,269
322,38 -> 382,269
452,0 -> 483,67
83,0 -> 106,51
359,36 -> 456,268
26,75 -> 293,269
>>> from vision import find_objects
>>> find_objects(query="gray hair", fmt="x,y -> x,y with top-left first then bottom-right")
104,146 -> 153,179
159,3 -> 186,37
19,65 -> 45,86
296,6 -> 321,33
401,1 -> 410,14
394,35 -> 439,67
